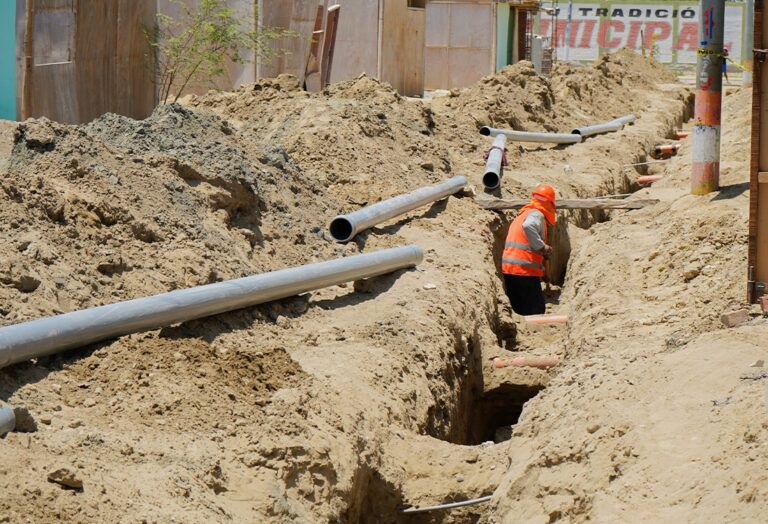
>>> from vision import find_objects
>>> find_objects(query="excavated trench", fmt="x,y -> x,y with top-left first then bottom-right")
422,328 -> 547,447
345,94 -> 697,522
347,193 -> 595,520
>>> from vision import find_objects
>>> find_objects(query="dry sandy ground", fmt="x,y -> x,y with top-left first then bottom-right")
0,53 -> 764,522
491,87 -> 767,522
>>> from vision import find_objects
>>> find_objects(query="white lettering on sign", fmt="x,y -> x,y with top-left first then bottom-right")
536,1 -> 744,69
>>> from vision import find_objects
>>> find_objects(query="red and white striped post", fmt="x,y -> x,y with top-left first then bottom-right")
692,0 -> 725,195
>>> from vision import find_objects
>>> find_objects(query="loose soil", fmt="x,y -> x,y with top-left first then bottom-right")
0,51 -> 764,523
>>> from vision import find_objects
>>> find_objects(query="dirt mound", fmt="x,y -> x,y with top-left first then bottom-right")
595,47 -> 679,84
433,50 -> 673,135
0,119 -> 14,160
327,73 -> 403,105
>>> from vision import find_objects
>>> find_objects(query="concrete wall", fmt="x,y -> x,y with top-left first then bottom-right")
0,0 -> 16,120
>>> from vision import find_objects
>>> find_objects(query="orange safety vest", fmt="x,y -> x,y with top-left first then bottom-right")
501,207 -> 548,277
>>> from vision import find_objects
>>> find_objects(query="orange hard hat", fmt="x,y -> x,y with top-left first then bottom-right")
532,184 -> 556,205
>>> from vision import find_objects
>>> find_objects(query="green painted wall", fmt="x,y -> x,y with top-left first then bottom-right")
0,0 -> 16,120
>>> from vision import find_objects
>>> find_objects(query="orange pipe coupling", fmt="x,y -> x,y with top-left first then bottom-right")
637,175 -> 663,184
523,314 -> 568,325
492,356 -> 560,369
654,144 -> 680,156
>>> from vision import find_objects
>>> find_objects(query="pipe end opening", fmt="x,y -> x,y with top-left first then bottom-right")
571,129 -> 582,136
482,172 -> 500,190
329,217 -> 354,243
479,127 -> 491,136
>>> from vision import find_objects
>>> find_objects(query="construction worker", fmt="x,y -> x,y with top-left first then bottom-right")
501,184 -> 557,315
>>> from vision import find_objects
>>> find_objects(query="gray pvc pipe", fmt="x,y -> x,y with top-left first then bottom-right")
0,245 -> 423,369
612,114 -> 636,126
482,134 -> 506,190
401,495 -> 493,514
0,402 -> 14,435
329,176 -> 466,242
571,114 -> 636,137
571,120 -> 623,137
479,127 -> 582,144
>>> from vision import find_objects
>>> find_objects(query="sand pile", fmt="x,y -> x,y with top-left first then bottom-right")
0,52 -> 718,522
434,50 -> 674,138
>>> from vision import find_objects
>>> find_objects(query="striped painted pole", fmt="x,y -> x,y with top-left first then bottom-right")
744,0 -> 754,87
692,0 -> 725,195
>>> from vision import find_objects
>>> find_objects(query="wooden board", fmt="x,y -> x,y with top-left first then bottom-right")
327,0 -> 378,84
752,0 -> 768,300
476,198 -> 660,210
261,0 -> 319,81
20,0 -> 156,124
381,2 -> 425,96
424,0 -> 494,90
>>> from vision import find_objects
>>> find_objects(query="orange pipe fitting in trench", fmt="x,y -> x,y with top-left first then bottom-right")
654,144 -> 680,156
523,314 -> 568,324
637,175 -> 663,184
492,356 -> 560,369
675,131 -> 689,139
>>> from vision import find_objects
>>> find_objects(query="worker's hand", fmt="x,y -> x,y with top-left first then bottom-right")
542,244 -> 553,259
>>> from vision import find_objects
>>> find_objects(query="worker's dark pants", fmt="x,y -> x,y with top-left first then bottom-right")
503,274 -> 545,316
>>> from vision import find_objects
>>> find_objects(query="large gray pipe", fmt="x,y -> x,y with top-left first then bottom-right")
0,245 -> 423,369
612,114 -> 636,126
329,176 -> 466,242
401,495 -> 493,514
571,120 -> 622,137
571,114 -> 637,138
479,127 -> 582,145
482,134 -> 506,190
0,402 -> 14,435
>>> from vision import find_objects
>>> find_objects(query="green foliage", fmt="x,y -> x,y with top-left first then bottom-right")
146,0 -> 296,104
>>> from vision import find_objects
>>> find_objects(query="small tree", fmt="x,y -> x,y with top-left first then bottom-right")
146,0 -> 296,104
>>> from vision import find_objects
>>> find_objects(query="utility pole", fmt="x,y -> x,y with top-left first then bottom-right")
691,0 -> 725,195
744,0 -> 754,87
564,0 -> 573,61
